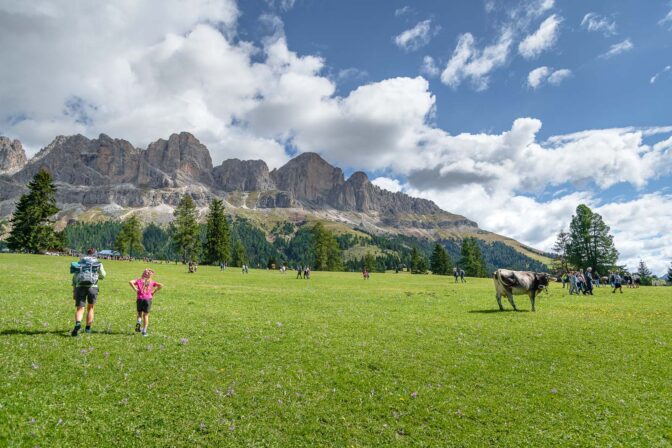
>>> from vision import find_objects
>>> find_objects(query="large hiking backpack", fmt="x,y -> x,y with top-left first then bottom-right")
74,257 -> 101,287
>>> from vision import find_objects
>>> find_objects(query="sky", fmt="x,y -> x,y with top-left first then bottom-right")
0,0 -> 671,274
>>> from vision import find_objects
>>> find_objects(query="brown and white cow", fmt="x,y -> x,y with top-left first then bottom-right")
493,269 -> 550,312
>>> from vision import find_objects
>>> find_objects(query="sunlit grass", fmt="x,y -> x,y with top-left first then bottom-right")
0,254 -> 670,446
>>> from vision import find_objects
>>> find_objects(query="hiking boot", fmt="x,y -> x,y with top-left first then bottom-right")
141,330 -> 148,337
84,328 -> 92,334
71,325 -> 81,337
135,322 -> 141,332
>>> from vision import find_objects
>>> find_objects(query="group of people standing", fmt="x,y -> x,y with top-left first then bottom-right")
453,267 -> 466,283
562,267 -> 638,295
296,266 -> 311,279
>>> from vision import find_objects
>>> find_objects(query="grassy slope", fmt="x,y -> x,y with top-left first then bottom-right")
1,254 -> 670,447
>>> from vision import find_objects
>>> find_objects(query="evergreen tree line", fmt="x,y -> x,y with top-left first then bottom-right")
5,170 -> 553,276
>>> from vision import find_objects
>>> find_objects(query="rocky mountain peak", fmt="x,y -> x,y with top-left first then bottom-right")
0,137 -> 27,175
213,158 -> 274,192
145,132 -> 213,179
347,171 -> 370,186
271,152 -> 345,203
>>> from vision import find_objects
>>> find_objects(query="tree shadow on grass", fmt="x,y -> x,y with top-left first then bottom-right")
0,328 -> 130,337
468,309 -> 530,314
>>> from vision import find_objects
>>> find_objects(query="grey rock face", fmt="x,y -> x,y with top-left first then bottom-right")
2,133 -> 477,231
270,152 -> 345,204
213,159 -> 275,192
0,137 -> 28,175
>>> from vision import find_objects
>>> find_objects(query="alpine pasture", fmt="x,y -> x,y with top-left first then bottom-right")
1,254 -> 671,447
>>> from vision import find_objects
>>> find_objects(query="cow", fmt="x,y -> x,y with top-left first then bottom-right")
493,269 -> 550,312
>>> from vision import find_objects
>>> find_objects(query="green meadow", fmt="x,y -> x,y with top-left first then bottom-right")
0,254 -> 670,447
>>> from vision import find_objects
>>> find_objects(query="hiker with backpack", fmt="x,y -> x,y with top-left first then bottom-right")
129,268 -> 163,337
70,248 -> 106,336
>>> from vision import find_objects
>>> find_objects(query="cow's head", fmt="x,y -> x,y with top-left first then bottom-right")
535,273 -> 550,291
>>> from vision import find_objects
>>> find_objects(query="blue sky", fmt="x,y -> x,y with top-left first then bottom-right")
0,0 -> 671,273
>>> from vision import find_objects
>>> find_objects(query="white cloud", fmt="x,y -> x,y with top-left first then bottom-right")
527,67 -> 571,88
420,56 -> 439,77
601,38 -> 634,58
394,6 -> 412,17
581,12 -> 617,36
394,20 -> 439,52
265,0 -> 296,12
518,14 -> 562,59
547,68 -> 572,85
338,67 -> 368,82
528,66 -> 551,89
440,30 -> 512,91
660,9 -> 672,29
371,177 -> 403,193
650,65 -> 671,84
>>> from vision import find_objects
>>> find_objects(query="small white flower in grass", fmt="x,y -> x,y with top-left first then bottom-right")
276,322 -> 283,327
550,388 -> 558,394
56,418 -> 63,426
104,352 -> 109,358
179,338 -> 188,345
31,363 -> 39,370
410,391 -> 418,399
229,424 -> 236,432
29,417 -> 36,424
199,422 -> 206,431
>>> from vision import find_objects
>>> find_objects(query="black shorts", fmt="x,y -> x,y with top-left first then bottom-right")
136,300 -> 152,313
74,287 -> 98,307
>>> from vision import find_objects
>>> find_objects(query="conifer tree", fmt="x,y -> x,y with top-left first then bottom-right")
115,215 -> 144,257
7,169 -> 60,253
637,260 -> 653,286
430,243 -> 452,275
551,229 -> 571,273
173,194 -> 200,263
410,246 -> 428,274
203,198 -> 231,265
459,237 -> 487,277
567,204 -> 618,272
363,252 -> 376,272
232,240 -> 247,267
311,222 -> 343,271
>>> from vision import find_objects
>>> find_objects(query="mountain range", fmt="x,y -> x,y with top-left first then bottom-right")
0,132 -> 549,265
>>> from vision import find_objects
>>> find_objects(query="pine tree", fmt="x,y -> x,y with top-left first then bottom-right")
430,243 -> 452,275
7,169 -> 60,253
203,198 -> 231,265
311,222 -> 343,271
173,194 -> 201,263
115,215 -> 144,257
460,237 -> 487,277
232,240 -> 246,267
410,246 -> 428,274
567,204 -> 618,272
363,252 -> 376,271
551,229 -> 571,273
637,260 -> 653,286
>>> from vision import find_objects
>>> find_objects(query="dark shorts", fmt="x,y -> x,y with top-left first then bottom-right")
136,299 -> 152,313
74,286 -> 98,307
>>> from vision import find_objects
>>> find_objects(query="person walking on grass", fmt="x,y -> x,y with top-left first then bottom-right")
129,268 -> 163,337
71,248 -> 106,336
459,268 -> 466,283
453,267 -> 459,283
612,272 -> 624,294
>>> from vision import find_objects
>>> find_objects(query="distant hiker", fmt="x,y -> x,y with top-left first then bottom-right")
242,264 -> 249,274
363,268 -> 370,280
612,273 -> 623,294
219,261 -> 226,271
70,248 -> 106,336
459,269 -> 466,283
568,271 -> 579,295
584,268 -> 594,295
129,268 -> 163,337
453,267 -> 459,283
296,266 -> 303,279
561,272 -> 568,289
304,266 -> 311,279
188,261 -> 197,273
593,271 -> 601,287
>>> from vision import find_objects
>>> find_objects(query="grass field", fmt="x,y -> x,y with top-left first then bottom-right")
0,254 -> 671,447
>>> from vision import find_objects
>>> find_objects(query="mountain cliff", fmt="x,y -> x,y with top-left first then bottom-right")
0,131 -> 549,263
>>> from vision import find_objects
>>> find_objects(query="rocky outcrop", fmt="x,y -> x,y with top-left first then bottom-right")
213,159 -> 274,192
270,152 -> 345,204
2,133 -> 477,231
0,137 -> 27,175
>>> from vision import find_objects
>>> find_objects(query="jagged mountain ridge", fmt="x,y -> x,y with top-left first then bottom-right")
0,132 -> 475,228
0,131 -> 552,264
